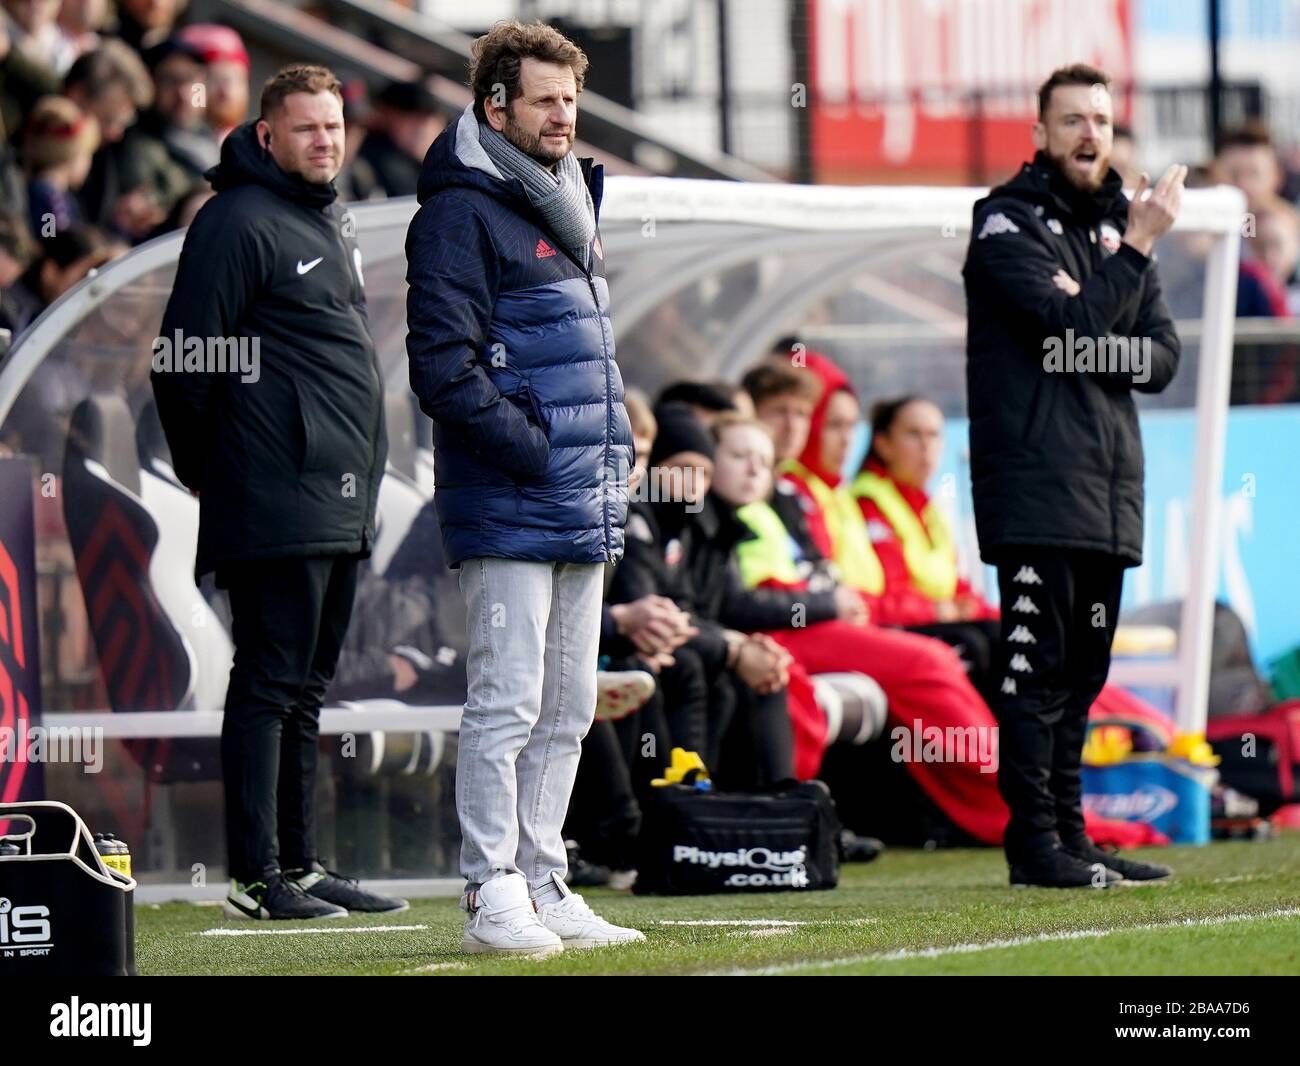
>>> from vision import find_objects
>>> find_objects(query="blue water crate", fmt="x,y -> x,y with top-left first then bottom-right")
1083,756 -> 1216,845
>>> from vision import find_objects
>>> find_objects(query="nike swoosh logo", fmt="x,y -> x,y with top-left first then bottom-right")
297,257 -> 323,275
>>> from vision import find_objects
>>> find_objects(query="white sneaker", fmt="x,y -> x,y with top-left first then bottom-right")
462,873 -> 564,957
533,872 -> 646,949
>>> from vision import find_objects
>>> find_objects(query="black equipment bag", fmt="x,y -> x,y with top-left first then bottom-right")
633,780 -> 840,895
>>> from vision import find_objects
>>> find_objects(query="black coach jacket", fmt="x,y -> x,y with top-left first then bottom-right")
962,151 -> 1180,566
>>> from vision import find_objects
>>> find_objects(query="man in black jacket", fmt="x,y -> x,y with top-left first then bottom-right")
152,64 -> 401,919
964,63 -> 1184,888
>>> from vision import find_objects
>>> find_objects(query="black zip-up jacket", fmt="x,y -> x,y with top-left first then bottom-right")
608,494 -> 837,667
151,122 -> 386,579
962,152 -> 1180,566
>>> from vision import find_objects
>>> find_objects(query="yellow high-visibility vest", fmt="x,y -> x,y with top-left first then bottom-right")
782,459 -> 884,596
735,500 -> 802,588
851,469 -> 958,602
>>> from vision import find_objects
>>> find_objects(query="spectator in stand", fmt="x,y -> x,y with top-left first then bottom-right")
356,80 -> 445,197
1181,156 -> 1289,320
1242,195 -> 1300,402
2,0 -> 76,75
54,0 -> 104,62
64,39 -> 152,236
336,79 -> 381,202
1215,122 -> 1286,213
0,206 -> 38,342
1109,122 -> 1139,190
110,0 -> 185,56
22,93 -> 98,238
1,13 -> 61,146
139,36 -> 215,176
176,23 -> 247,144
88,35 -> 207,240
1238,249 -> 1291,318
64,38 -> 151,146
1252,195 -> 1300,317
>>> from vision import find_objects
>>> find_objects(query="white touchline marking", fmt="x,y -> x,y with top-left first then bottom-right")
657,918 -> 875,927
399,961 -> 469,974
199,924 -> 429,937
712,907 -> 1300,976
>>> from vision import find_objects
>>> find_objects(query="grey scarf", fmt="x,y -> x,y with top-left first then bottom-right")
478,121 -> 595,264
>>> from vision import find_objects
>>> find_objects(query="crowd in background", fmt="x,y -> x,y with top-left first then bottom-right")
1112,121 -> 1300,319
2,5 -> 1299,346
0,0 -> 446,344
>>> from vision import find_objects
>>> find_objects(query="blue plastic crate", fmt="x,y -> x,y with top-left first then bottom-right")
1083,756 -> 1216,845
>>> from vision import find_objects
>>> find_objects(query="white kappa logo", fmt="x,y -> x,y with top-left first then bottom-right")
977,212 -> 1020,240
296,257 -> 324,275
1013,566 -> 1042,585
1009,653 -> 1032,673
1011,595 -> 1040,614
1001,677 -> 1018,695
1007,625 -> 1037,644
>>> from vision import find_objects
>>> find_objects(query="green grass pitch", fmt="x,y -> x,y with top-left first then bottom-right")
135,834 -> 1300,976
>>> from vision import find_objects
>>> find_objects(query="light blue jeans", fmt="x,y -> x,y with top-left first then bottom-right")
456,557 -> 603,894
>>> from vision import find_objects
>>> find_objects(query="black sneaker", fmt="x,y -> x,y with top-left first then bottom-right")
1065,840 -> 1172,882
566,856 -> 613,887
224,874 -> 349,920
1010,846 -> 1123,889
564,839 -> 613,887
838,829 -> 884,863
287,862 -> 410,914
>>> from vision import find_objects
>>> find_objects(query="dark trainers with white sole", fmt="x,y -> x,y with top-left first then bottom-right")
1064,840 -> 1172,883
286,862 -> 410,913
224,874 -> 349,920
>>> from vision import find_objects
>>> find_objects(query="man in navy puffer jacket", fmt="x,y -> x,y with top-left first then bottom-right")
405,20 -> 640,956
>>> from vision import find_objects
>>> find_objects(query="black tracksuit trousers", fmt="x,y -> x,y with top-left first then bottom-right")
992,548 -> 1125,864
219,555 -> 359,882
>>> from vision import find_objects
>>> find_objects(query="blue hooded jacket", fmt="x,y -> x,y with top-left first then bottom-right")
405,107 -> 633,567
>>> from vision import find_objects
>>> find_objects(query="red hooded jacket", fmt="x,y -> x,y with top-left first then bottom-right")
857,457 -> 999,626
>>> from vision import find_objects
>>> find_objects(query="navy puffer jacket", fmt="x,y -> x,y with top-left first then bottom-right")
405,108 -> 633,567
